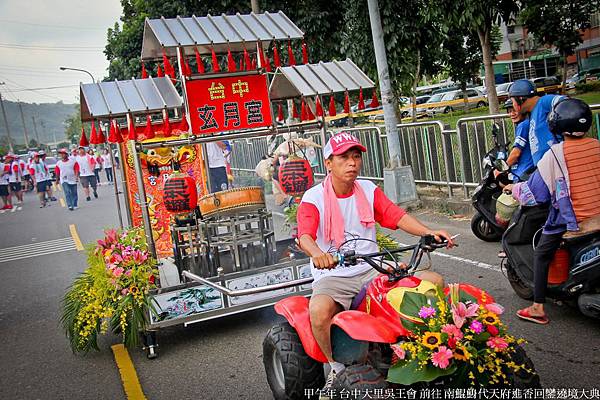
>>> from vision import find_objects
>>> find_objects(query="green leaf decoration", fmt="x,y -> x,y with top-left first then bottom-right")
397,291 -> 434,332
387,357 -> 457,385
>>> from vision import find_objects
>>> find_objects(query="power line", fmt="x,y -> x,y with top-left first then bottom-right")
0,43 -> 104,52
9,84 -> 80,92
0,19 -> 108,31
0,76 -> 62,101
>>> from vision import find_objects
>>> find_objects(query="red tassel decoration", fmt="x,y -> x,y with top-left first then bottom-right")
315,97 -> 323,117
370,89 -> 379,108
292,102 -> 299,119
329,96 -> 337,116
273,44 -> 281,68
302,41 -> 309,64
127,115 -> 137,141
227,48 -> 237,72
300,99 -> 307,121
194,48 -> 205,74
108,120 -> 123,144
141,63 -> 148,79
344,91 -> 350,114
97,123 -> 105,144
358,87 -> 365,111
79,127 -> 89,147
243,48 -> 251,71
211,47 -> 220,72
264,54 -> 272,72
258,45 -> 267,68
179,110 -> 189,132
89,121 -> 98,144
115,120 -> 124,143
144,115 -> 155,140
162,49 -> 175,78
157,65 -> 164,77
179,48 -> 191,77
250,56 -> 257,70
287,41 -> 296,66
163,110 -> 171,136
307,102 -> 315,120
277,104 -> 284,121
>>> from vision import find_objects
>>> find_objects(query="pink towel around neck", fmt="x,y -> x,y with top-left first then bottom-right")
323,174 -> 375,248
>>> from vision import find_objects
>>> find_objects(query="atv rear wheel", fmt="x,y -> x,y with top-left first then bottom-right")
471,212 -> 503,242
263,322 -> 324,400
332,363 -> 387,393
506,262 -> 534,300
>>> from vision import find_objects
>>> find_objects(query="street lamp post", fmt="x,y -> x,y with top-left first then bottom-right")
59,67 -> 95,83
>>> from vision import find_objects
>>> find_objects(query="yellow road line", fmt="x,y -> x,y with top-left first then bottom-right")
111,344 -> 147,400
68,224 -> 84,251
59,198 -> 65,207
57,184 -> 62,192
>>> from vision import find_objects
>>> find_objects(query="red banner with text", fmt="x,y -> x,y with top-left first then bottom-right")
185,74 -> 273,135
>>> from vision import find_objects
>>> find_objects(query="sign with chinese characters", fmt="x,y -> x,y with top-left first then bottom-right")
185,74 -> 273,135
163,173 -> 198,214
278,158 -> 314,196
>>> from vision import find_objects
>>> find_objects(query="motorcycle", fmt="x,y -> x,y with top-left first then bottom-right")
263,236 -> 540,399
471,124 -> 512,242
501,205 -> 600,319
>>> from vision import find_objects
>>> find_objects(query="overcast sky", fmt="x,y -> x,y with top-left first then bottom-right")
0,0 -> 122,104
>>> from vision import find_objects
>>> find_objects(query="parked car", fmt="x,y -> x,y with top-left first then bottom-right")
44,156 -> 58,181
426,88 -> 487,117
398,95 -> 431,119
495,82 -> 513,103
530,76 -> 562,94
566,68 -> 600,89
415,92 -> 445,117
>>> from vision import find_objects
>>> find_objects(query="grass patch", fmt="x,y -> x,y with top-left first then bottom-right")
572,91 -> 600,105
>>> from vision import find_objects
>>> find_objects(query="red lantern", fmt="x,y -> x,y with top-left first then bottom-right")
163,172 -> 198,214
278,157 -> 314,196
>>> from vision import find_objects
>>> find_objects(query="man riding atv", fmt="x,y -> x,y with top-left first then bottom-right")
295,132 -> 454,389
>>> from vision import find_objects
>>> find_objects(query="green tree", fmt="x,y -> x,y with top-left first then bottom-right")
64,106 -> 88,145
520,0 -> 600,85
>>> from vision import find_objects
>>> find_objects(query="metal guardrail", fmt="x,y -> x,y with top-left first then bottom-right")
229,103 -> 600,199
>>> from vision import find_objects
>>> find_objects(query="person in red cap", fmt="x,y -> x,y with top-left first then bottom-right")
55,148 -> 80,211
296,132 -> 454,388
29,152 -> 50,208
0,154 -> 13,209
5,152 -> 24,204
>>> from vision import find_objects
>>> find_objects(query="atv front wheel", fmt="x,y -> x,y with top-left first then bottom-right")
332,363 -> 387,393
505,262 -> 534,300
263,322 -> 324,400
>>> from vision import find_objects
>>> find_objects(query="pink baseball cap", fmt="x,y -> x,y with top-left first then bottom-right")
323,132 -> 367,159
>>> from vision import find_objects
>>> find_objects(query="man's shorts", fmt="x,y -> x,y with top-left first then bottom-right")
9,182 -> 21,192
36,181 -> 48,193
312,268 -> 380,311
0,185 -> 8,197
80,175 -> 97,188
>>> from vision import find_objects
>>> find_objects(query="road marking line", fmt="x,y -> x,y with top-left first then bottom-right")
57,184 -> 62,192
111,344 -> 147,400
397,242 -> 500,272
69,224 -> 84,251
0,237 -> 74,255
0,246 -> 79,263
0,237 -> 77,263
59,198 -> 65,207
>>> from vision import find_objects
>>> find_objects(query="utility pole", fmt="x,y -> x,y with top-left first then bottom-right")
32,116 -> 41,147
367,0 -> 417,203
0,92 -> 14,152
18,101 -> 30,149
251,0 -> 259,13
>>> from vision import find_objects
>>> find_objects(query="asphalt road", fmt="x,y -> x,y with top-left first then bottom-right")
1,181 -> 599,400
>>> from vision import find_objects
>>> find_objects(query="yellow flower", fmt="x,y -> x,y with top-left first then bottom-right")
421,332 -> 442,349
453,345 -> 471,361
481,312 -> 500,325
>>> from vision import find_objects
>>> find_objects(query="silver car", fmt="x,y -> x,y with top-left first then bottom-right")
426,89 -> 487,117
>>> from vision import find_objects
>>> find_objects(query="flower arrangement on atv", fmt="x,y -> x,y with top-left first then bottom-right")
61,228 -> 159,353
388,283 -> 528,386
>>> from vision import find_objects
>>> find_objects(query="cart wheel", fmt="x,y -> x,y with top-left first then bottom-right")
142,331 -> 159,360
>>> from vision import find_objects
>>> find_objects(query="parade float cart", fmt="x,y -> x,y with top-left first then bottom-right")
79,11 -> 374,358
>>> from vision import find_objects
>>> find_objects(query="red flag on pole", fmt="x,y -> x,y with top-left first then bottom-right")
370,89 -> 379,108
227,48 -> 237,72
163,110 -> 171,136
243,48 -> 251,71
277,104 -> 284,121
194,47 -> 205,74
344,91 -> 350,114
89,121 -> 98,144
273,44 -> 281,68
144,115 -> 155,140
358,87 -> 365,110
127,114 -> 137,141
329,96 -> 337,116
292,102 -> 299,119
316,97 -> 323,117
302,41 -> 309,64
141,63 -> 148,79
79,126 -> 89,147
157,65 -> 164,77
287,41 -> 296,66
97,123 -> 105,144
211,47 -> 220,72
162,49 -> 175,78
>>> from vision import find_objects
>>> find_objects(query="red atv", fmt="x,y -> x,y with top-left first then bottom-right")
263,236 -> 540,399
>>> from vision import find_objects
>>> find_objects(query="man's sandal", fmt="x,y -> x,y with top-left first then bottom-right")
516,307 -> 549,325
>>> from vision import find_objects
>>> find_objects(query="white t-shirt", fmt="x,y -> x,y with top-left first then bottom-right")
75,155 -> 95,177
7,160 -> 22,183
0,163 -> 9,185
101,154 -> 112,168
206,142 -> 226,168
300,180 -> 379,283
21,159 -> 29,176
30,161 -> 48,182
56,158 -> 79,185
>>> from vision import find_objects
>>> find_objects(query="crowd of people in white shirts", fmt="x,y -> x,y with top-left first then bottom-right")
0,146 -> 114,211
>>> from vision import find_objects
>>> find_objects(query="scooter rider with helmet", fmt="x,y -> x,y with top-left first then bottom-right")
508,98 -> 600,325
508,79 -> 566,165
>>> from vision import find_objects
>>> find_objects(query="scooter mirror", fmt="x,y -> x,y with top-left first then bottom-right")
492,123 -> 500,137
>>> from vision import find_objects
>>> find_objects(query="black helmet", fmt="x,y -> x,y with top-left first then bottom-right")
508,79 -> 536,98
503,99 -> 514,110
548,98 -> 592,137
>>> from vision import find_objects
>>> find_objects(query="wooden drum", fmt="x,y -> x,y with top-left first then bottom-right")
198,186 -> 266,218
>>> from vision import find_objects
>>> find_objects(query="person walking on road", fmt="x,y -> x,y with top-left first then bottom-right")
5,153 -> 24,204
101,148 -> 113,184
90,148 -> 102,185
75,146 -> 98,201
0,155 -> 12,210
55,148 -> 79,211
29,152 -> 50,208
39,150 -> 57,202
